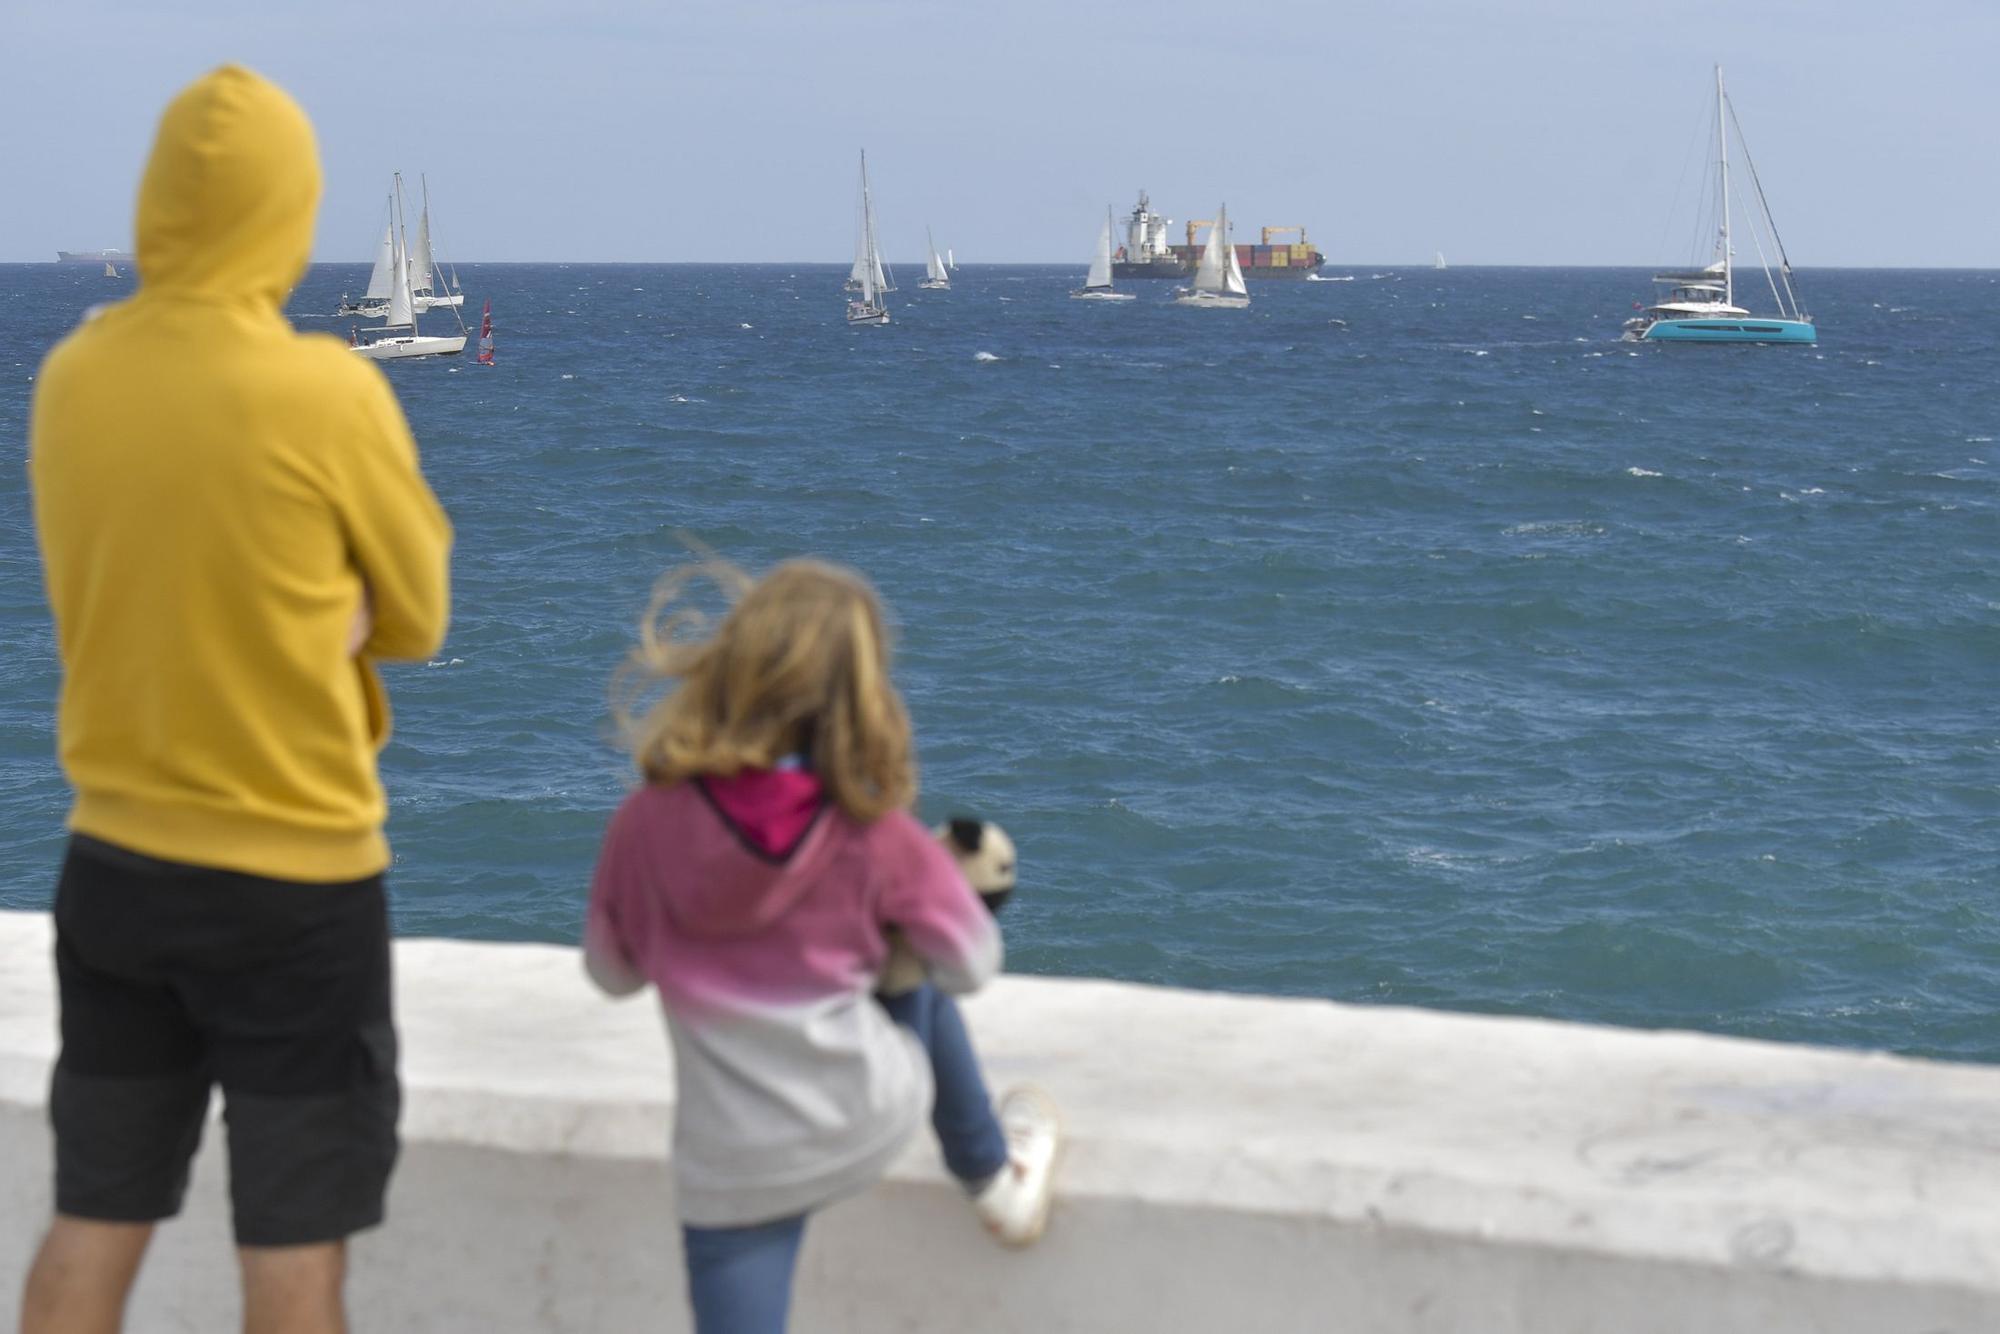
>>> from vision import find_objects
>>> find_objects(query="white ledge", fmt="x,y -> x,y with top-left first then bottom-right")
4,907 -> 1999,1331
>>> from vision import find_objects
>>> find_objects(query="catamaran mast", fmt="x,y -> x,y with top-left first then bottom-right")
1725,93 -> 1806,321
1717,65 -> 1732,308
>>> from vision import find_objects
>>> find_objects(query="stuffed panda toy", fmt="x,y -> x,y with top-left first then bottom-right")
878,817 -> 1016,996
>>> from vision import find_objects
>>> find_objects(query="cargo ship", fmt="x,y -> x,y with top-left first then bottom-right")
56,249 -> 136,265
1110,191 -> 1324,280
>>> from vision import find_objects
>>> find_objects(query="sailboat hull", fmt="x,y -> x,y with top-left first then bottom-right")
338,294 -> 464,318
352,335 -> 467,361
1173,290 -> 1250,309
1640,317 -> 1816,344
918,279 -> 950,290
1070,289 -> 1135,302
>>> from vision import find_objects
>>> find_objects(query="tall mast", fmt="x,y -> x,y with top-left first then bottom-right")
1716,65 -> 1732,307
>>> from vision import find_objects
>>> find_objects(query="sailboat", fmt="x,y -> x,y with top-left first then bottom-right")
351,175 -> 468,361
1625,67 -> 1814,344
845,152 -> 895,298
1071,207 -> 1134,301
947,248 -> 956,271
920,228 -> 951,290
337,176 -> 462,317
1434,252 -> 1447,270
1172,204 -> 1250,308
846,151 -> 890,326
337,224 -> 396,317
474,300 -> 495,365
407,175 -> 464,311
102,262 -> 118,278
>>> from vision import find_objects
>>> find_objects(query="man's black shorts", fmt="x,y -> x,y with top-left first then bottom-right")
51,835 -> 400,1247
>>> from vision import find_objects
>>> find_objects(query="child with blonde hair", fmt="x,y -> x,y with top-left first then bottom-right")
584,558 -> 1059,1333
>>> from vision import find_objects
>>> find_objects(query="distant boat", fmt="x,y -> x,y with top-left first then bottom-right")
1624,67 -> 1814,345
947,247 -> 956,270
846,151 -> 890,326
845,151 -> 894,300
474,299 -> 495,365
1173,204 -> 1250,309
338,225 -> 396,317
338,176 -> 462,317
1071,207 -> 1134,301
1434,252 -> 1447,270
408,175 -> 464,311
56,249 -> 134,266
920,227 -> 951,290
102,262 -> 118,278
351,175 -> 467,361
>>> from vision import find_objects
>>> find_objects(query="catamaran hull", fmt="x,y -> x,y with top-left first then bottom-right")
1639,318 -> 1816,344
352,335 -> 467,361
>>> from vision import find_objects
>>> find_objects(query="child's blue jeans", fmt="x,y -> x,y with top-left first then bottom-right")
680,983 -> 1009,1333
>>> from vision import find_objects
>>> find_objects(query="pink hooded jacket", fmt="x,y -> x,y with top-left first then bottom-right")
584,769 -> 1000,1226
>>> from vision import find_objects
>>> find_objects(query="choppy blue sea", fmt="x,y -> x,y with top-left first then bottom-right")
2,263 -> 1996,1060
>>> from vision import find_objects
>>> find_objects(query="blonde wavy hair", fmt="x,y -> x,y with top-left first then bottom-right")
615,557 -> 916,822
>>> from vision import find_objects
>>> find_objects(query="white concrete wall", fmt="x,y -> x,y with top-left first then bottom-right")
4,906 -> 2000,1332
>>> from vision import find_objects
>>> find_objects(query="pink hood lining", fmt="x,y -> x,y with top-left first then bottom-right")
695,767 -> 828,860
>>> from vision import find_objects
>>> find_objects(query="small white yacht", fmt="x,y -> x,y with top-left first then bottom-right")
351,175 -> 467,361
1071,208 -> 1134,301
1173,204 -> 1249,309
846,151 -> 891,326
339,176 -> 463,318
919,228 -> 951,290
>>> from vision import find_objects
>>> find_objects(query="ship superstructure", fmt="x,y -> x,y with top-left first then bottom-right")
1115,191 -> 1184,278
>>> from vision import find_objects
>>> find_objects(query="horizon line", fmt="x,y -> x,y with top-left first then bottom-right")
9,260 -> 2000,272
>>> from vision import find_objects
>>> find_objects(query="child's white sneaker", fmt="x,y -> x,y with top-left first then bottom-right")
972,1085 -> 1061,1247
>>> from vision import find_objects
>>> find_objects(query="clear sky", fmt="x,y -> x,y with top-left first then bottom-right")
4,0 -> 1995,267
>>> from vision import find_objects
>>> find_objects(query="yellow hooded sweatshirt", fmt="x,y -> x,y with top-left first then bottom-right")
30,66 -> 451,883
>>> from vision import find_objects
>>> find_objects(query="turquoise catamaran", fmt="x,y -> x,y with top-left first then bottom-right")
1626,68 -> 1815,345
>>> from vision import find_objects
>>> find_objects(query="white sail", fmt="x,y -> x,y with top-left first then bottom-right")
1435,251 -> 1447,270
947,248 -> 955,269
865,160 -> 891,293
410,196 -> 435,297
1192,210 -> 1226,293
387,186 -> 415,327
850,228 -> 870,288
1222,208 -> 1247,296
925,228 -> 948,283
1085,216 -> 1113,289
364,225 -> 394,299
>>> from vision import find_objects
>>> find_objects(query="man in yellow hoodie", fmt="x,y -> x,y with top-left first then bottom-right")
22,67 -> 450,1334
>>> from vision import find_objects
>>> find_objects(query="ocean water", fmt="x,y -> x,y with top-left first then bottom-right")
2,263 -> 1996,1061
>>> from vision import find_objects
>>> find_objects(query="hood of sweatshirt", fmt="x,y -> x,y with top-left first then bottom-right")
135,65 -> 320,308
611,772 -> 836,940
